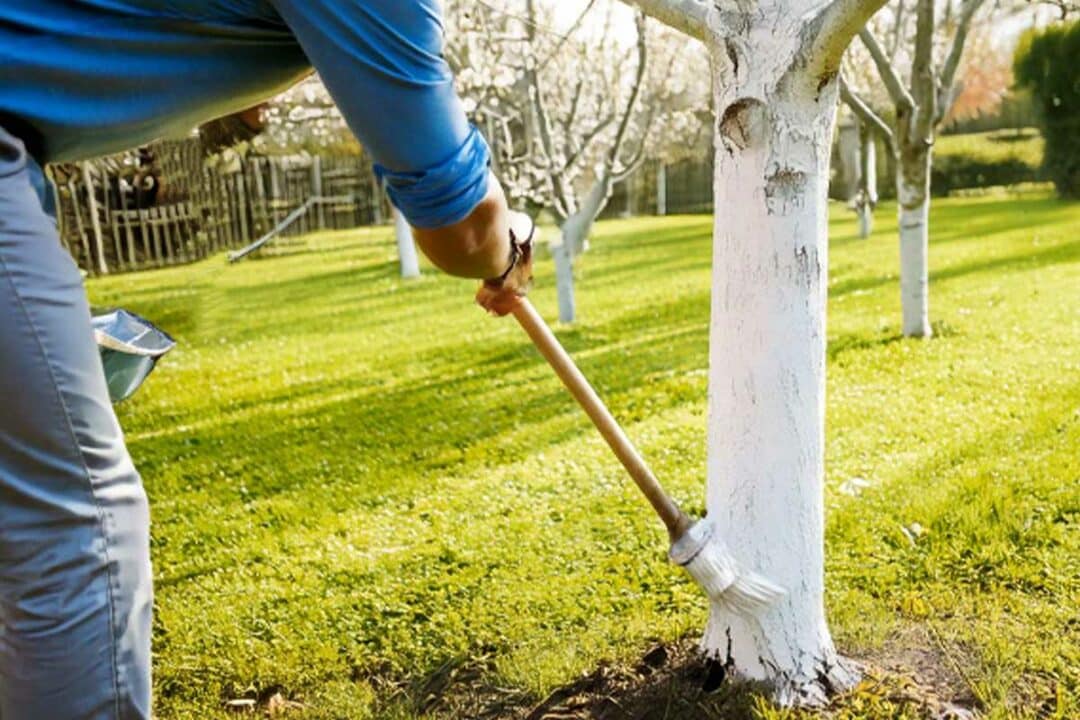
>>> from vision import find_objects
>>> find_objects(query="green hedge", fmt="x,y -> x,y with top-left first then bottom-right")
1014,20 -> 1080,199
932,129 -> 1044,195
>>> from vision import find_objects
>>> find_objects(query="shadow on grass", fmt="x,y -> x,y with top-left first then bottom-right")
829,235 -> 1080,299
829,196 -> 1075,250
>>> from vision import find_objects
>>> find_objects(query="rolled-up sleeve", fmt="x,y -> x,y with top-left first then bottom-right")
270,0 -> 490,228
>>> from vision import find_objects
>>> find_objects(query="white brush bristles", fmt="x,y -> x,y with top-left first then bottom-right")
669,519 -> 785,616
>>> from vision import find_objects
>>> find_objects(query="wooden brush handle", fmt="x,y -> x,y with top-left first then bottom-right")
511,298 -> 691,540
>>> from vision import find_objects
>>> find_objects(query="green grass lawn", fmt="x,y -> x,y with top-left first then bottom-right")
86,193 -> 1079,719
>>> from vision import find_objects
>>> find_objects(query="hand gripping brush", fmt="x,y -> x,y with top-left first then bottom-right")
511,298 -> 785,615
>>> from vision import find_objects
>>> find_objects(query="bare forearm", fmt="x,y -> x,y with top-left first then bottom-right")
412,171 -> 511,280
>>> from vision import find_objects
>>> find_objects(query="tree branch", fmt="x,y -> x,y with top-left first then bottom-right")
564,115 -> 615,170
617,0 -> 709,41
839,74 -> 896,157
808,0 -> 893,75
859,27 -> 916,111
524,0 -> 574,217
889,0 -> 908,60
910,0 -> 936,139
605,13 -> 649,174
935,0 -> 987,123
535,0 -> 600,72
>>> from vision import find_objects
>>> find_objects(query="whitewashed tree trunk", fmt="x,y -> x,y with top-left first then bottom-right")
857,124 -> 877,238
857,203 -> 873,238
393,207 -> 421,279
551,174 -> 614,323
552,237 -> 576,323
623,0 -> 891,705
702,50 -> 858,707
563,176 -> 612,257
896,146 -> 932,337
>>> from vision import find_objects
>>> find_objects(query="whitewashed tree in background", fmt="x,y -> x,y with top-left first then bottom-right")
614,0 -> 890,705
856,119 -> 880,236
393,205 -> 421,279
447,0 -> 709,322
841,0 -> 988,337
834,114 -> 879,237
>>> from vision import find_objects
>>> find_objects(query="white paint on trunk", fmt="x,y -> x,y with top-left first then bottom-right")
393,207 -> 421,279
562,176 -> 611,257
702,53 -> 857,706
552,237 -> 576,324
896,143 -> 932,338
898,195 -> 931,337
857,127 -> 877,238
549,174 -> 613,324
858,203 -> 873,238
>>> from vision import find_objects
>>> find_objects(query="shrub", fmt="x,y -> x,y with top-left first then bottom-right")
1013,21 -> 1080,199
932,129 -> 1044,195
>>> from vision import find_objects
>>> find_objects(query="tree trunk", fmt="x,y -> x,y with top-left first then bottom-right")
857,124 -> 877,238
550,174 -> 613,324
563,175 -> 612,257
702,64 -> 857,706
896,147 -> 932,337
552,235 -> 576,324
393,207 -> 421,279
837,122 -> 861,201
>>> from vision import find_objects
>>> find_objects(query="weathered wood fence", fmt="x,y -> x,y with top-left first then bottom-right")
53,138 -> 388,276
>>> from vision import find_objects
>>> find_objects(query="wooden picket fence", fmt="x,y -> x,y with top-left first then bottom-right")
53,138 -> 389,276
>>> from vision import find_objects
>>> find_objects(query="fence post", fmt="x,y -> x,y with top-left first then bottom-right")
372,175 -> 384,225
236,163 -> 250,244
68,180 -> 93,274
656,163 -> 667,216
269,159 -> 283,226
81,163 -> 110,274
312,156 -> 326,230
251,158 -> 270,237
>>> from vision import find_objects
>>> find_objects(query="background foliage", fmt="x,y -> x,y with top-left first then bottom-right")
1013,20 -> 1080,198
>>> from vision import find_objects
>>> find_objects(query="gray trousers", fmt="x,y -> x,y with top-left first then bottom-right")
0,125 -> 152,718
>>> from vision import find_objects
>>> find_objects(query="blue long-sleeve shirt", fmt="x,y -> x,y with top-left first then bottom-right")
0,0 -> 489,228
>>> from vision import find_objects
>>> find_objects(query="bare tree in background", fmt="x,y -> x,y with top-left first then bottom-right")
840,0 -> 990,337
447,0 -> 709,323
257,76 -> 360,157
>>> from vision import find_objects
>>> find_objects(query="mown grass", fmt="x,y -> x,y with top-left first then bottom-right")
86,193 -> 1079,719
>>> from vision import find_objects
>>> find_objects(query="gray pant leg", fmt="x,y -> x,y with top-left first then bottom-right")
0,128 -> 152,719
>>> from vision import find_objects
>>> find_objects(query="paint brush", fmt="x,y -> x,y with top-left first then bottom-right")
510,298 -> 785,615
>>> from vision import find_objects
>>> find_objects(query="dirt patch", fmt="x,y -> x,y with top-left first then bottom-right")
850,624 -> 982,714
411,632 -> 982,720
